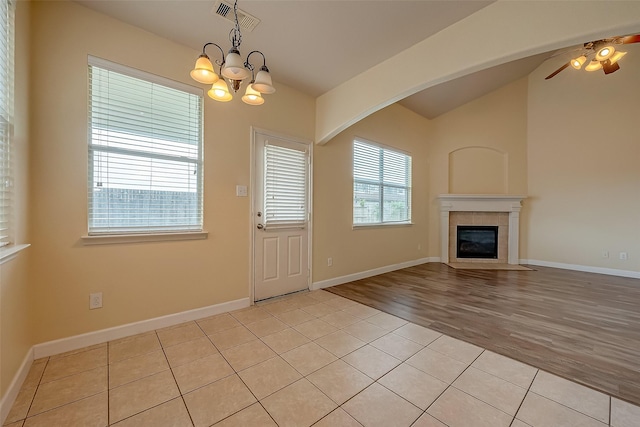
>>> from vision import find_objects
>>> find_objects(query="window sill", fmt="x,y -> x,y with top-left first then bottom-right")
353,222 -> 413,230
81,231 -> 208,246
0,244 -> 31,265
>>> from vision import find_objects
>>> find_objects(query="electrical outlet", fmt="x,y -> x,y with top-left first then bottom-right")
619,252 -> 628,260
89,292 -> 103,309
602,251 -> 609,259
327,257 -> 333,267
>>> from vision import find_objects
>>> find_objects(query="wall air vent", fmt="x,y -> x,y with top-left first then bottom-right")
212,1 -> 261,32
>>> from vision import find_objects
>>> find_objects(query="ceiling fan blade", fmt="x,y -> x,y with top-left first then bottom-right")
621,34 -> 640,44
545,62 -> 570,80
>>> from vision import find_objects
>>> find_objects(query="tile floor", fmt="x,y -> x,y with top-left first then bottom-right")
5,290 -> 640,427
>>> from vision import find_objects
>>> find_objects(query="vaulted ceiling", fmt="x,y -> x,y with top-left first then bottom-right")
74,0 -> 554,119
74,1 -> 639,122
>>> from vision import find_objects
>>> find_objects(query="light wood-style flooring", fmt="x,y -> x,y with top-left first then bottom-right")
326,263 -> 640,406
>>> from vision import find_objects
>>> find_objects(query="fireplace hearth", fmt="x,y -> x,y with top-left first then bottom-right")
457,225 -> 498,259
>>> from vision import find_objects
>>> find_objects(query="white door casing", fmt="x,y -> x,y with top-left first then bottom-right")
251,128 -> 312,301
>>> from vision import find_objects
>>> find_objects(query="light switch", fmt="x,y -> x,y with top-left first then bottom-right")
236,185 -> 248,197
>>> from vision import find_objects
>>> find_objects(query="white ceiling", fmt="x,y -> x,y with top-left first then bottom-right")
75,0 -> 558,119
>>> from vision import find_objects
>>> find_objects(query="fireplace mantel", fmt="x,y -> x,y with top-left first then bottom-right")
437,194 -> 527,265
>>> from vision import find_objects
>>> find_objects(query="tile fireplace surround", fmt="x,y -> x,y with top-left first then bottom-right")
438,195 -> 526,265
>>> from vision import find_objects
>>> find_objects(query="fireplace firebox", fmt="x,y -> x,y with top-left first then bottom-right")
456,225 -> 498,259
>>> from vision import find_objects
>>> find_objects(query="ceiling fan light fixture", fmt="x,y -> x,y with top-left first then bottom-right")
190,54 -> 219,84
595,45 -> 615,61
609,50 -> 627,65
208,79 -> 233,102
585,59 -> 603,72
570,55 -> 587,70
602,59 -> 620,75
545,34 -> 639,80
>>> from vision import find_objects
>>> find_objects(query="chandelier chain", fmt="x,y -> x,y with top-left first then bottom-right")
229,0 -> 242,50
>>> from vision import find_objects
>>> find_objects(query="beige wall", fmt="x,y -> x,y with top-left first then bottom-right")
427,78 -> 529,257
27,0 -> 315,344
315,1 -> 640,143
1,0 -> 33,396
313,103 -> 431,282
4,0 -> 639,403
526,48 -> 640,272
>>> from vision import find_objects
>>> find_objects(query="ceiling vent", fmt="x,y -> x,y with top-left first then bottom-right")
212,1 -> 261,32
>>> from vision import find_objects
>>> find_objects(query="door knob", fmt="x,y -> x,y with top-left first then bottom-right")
257,224 -> 264,229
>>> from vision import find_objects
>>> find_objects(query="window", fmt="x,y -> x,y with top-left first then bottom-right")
88,57 -> 204,235
0,0 -> 14,247
353,139 -> 412,225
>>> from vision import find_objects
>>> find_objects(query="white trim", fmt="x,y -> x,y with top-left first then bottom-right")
87,55 -> 203,96
353,222 -> 413,229
1,297 -> 249,424
33,297 -> 249,359
250,127 -> 313,303
438,194 -> 526,265
437,194 -> 527,210
0,243 -> 30,265
249,127 -> 257,305
311,258 -> 431,290
81,232 -> 208,245
0,347 -> 33,425
353,136 -> 412,157
521,259 -> 640,280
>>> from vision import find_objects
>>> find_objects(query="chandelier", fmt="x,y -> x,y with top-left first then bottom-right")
190,0 -> 275,105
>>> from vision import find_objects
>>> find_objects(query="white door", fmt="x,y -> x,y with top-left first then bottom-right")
252,129 -> 311,301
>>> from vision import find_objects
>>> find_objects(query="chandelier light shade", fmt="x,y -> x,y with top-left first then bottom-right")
190,54 -> 219,84
190,0 -> 274,105
221,50 -> 251,81
252,66 -> 276,94
242,84 -> 264,105
208,79 -> 233,102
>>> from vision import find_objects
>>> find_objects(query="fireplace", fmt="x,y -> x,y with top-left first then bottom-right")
457,226 -> 498,259
437,195 -> 526,265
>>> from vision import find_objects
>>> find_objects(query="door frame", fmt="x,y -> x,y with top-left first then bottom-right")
249,126 -> 313,304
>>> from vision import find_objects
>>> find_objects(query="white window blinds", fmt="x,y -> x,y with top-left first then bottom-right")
264,143 -> 308,228
0,0 -> 14,247
353,139 -> 412,225
88,57 -> 204,234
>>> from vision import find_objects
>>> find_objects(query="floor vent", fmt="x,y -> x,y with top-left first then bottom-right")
212,1 -> 261,32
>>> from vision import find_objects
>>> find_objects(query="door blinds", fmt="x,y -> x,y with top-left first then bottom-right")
264,142 -> 308,228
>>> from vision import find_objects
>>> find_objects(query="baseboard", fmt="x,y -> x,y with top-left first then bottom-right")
521,259 -> 640,279
33,297 -> 250,359
311,257 -> 433,290
0,347 -> 34,425
2,297 -> 248,423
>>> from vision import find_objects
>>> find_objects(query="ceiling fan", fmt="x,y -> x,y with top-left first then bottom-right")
545,34 -> 640,80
